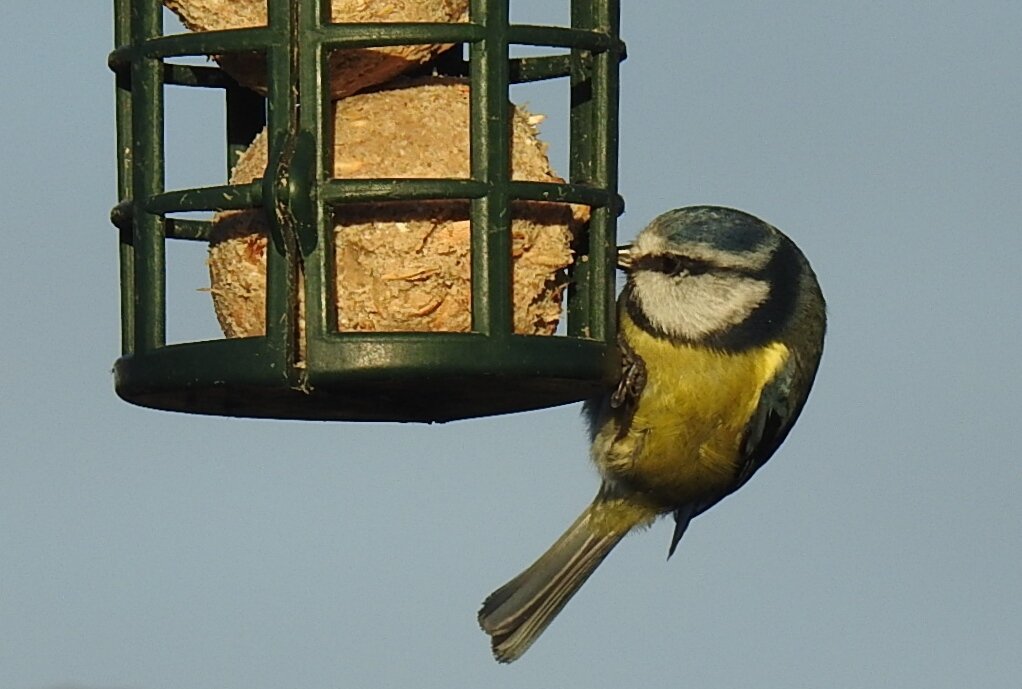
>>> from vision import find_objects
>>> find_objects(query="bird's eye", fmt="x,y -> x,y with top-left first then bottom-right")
662,255 -> 709,276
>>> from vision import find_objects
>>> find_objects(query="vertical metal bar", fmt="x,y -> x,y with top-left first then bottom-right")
567,0 -> 620,343
114,0 -> 134,355
469,0 -> 512,337
129,1 -> 166,352
263,0 -> 299,366
588,0 -> 621,344
299,0 -> 330,340
567,0 -> 597,339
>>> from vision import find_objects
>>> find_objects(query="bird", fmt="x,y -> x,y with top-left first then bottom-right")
477,205 -> 826,663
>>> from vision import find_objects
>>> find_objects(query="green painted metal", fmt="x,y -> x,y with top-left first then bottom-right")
110,0 -> 625,422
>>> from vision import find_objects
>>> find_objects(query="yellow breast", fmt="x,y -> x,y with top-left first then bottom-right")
593,313 -> 790,508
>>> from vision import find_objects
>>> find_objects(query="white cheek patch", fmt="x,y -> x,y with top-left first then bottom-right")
632,271 -> 770,340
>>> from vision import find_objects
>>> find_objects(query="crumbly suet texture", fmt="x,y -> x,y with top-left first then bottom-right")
209,78 -> 586,340
163,0 -> 469,98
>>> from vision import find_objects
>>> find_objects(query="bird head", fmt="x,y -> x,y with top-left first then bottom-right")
617,206 -> 812,348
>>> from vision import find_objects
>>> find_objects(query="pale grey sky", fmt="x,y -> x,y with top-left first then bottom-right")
2,2 -> 1019,688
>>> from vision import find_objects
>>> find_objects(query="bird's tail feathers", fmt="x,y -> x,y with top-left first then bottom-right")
478,494 -> 645,663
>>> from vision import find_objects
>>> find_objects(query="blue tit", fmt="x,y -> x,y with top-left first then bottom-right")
478,206 -> 826,663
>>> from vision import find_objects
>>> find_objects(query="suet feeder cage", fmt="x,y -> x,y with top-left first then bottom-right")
109,0 -> 625,422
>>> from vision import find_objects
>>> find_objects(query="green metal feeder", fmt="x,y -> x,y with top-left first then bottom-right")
109,0 -> 625,422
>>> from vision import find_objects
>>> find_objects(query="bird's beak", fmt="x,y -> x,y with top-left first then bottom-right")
616,245 -> 634,271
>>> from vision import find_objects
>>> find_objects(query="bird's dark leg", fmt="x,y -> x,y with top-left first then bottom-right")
610,334 -> 647,409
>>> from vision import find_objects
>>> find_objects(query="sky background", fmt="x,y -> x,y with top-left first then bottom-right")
2,2 -> 1020,688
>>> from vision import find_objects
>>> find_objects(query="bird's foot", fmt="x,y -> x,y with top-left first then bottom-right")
611,334 -> 646,409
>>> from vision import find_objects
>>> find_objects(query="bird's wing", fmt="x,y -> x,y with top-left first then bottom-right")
733,348 -> 801,491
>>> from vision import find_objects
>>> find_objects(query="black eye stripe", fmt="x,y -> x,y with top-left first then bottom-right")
630,253 -> 770,280
630,254 -> 706,275
632,253 -> 750,277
